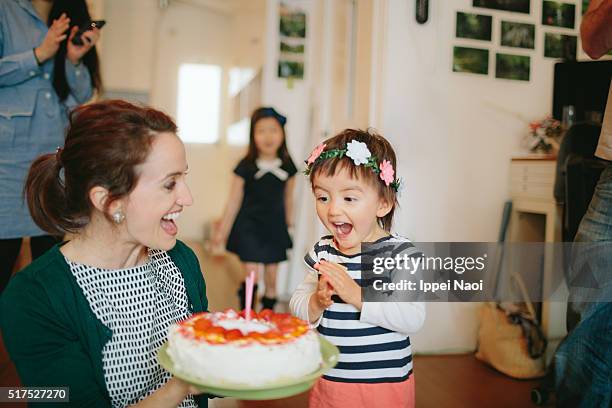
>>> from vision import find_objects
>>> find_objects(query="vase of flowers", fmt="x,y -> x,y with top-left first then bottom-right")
525,116 -> 562,154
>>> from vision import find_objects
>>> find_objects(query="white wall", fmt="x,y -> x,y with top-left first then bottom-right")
229,3 -> 267,70
261,0 -> 322,298
261,0 -> 317,162
379,0 -> 585,352
100,0 -> 158,92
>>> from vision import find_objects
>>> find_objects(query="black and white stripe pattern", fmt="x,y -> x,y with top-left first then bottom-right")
305,235 -> 416,383
67,249 -> 196,407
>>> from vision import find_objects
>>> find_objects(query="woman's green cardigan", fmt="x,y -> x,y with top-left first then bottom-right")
0,240 -> 208,407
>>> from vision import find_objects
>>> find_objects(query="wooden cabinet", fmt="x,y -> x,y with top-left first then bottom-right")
508,157 -> 567,358
510,160 -> 556,201
509,157 -> 560,243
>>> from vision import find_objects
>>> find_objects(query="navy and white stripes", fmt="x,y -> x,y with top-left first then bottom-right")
305,235 -> 419,383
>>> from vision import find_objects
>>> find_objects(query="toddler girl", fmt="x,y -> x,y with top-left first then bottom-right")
290,129 -> 425,408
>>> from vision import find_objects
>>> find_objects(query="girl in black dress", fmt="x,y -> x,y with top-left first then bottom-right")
213,107 -> 297,310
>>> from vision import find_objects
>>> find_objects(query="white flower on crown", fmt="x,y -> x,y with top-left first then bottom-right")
346,140 -> 371,166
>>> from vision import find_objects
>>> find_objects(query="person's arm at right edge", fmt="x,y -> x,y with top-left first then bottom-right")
581,0 -> 612,59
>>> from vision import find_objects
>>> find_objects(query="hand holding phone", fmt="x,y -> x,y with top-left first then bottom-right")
71,20 -> 106,46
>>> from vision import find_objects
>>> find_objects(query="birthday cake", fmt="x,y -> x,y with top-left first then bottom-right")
167,309 -> 322,386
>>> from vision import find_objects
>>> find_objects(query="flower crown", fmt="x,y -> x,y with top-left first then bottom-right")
304,140 -> 402,192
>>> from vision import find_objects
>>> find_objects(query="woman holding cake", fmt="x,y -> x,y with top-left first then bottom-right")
0,100 -> 207,407
291,129 -> 426,408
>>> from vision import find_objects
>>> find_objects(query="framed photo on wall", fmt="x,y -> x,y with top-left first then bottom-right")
278,1 -> 307,80
453,46 -> 489,75
278,60 -> 304,79
473,0 -> 530,14
496,53 -> 530,81
501,21 -> 535,49
456,12 -> 493,41
544,33 -> 577,60
542,1 -> 575,28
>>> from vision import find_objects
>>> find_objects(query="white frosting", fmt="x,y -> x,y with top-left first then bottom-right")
167,318 -> 322,386
215,319 -> 271,334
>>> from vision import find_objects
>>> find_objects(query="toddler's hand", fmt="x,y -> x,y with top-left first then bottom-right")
317,260 -> 362,310
308,270 -> 334,323
315,272 -> 334,309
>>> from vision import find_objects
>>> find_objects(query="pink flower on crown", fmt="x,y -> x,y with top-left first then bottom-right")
307,143 -> 327,165
379,160 -> 395,186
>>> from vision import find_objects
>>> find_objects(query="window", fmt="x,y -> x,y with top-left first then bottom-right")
177,64 -> 222,144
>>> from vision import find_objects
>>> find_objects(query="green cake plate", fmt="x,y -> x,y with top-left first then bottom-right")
157,336 -> 339,400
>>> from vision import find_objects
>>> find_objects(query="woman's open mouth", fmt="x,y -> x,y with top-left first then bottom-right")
161,211 -> 180,236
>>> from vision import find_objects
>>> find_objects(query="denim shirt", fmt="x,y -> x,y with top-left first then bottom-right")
0,0 -> 93,239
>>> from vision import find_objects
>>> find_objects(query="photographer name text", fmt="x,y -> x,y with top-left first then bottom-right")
373,279 -> 484,293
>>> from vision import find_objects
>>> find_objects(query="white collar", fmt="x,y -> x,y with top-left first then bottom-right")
254,158 -> 288,181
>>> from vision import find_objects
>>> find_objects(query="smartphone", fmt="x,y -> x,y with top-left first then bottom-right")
71,20 -> 106,46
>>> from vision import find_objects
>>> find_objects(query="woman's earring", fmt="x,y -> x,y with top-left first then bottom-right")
113,211 -> 125,224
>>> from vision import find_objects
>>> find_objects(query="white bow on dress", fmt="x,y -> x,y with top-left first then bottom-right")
254,158 -> 289,180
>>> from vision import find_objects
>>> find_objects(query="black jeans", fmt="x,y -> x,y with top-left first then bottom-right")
0,235 -> 60,293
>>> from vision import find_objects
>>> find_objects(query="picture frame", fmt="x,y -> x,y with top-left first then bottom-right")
501,21 -> 535,49
544,33 -> 577,60
542,1 -> 575,29
496,53 -> 530,81
456,12 -> 493,41
278,60 -> 304,79
473,0 -> 530,14
453,46 -> 489,75
279,2 -> 306,38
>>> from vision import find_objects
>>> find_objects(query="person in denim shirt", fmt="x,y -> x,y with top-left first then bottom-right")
0,0 -> 101,292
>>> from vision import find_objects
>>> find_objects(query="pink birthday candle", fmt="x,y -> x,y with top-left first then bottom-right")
245,270 -> 255,320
